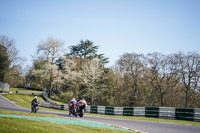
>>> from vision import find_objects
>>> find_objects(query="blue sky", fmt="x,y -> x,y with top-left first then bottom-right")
0,0 -> 200,67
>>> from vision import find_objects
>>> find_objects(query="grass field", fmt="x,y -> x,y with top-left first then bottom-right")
0,109 -> 132,133
0,109 -> 63,117
9,88 -> 43,93
9,88 -> 66,105
0,93 -> 68,113
1,94 -> 44,108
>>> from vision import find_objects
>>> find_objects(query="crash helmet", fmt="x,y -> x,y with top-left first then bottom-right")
34,96 -> 37,99
81,98 -> 85,101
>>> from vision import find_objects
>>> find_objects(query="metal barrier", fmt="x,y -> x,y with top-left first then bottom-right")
90,106 -> 98,114
194,108 -> 200,122
175,108 -> 194,121
97,106 -> 105,114
145,107 -> 159,118
123,107 -> 134,116
114,107 -> 123,115
134,107 -> 145,117
105,106 -> 114,115
39,94 -> 200,121
159,107 -> 175,119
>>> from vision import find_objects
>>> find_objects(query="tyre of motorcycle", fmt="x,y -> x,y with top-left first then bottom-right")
79,109 -> 84,117
31,105 -> 34,113
34,106 -> 38,113
69,110 -> 71,115
35,106 -> 39,113
74,108 -> 78,117
72,108 -> 76,115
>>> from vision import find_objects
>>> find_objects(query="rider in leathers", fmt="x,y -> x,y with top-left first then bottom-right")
31,96 -> 40,111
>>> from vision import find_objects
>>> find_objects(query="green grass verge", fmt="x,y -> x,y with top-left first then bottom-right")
48,98 -> 67,105
0,94 -> 68,113
9,88 -> 42,93
9,88 -> 66,105
0,109 -> 131,133
1,94 -> 44,108
0,109 -> 63,118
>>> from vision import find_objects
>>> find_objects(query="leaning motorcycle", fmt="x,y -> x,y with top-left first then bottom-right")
31,102 -> 40,113
69,103 -> 77,116
77,103 -> 86,117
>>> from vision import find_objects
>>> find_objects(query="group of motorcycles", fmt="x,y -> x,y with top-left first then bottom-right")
69,101 -> 86,117
31,98 -> 86,118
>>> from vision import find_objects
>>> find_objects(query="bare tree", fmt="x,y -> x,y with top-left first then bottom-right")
175,52 -> 200,108
118,53 -> 146,106
37,37 -> 64,63
109,66 -> 125,106
146,52 -> 179,106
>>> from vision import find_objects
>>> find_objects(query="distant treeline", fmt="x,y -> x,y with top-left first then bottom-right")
1,35 -> 200,108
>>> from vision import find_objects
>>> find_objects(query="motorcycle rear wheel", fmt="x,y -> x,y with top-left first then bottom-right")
79,109 -> 84,117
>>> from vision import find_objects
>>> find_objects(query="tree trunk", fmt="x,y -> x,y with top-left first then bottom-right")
184,89 -> 189,108
133,79 -> 138,106
49,70 -> 53,98
160,93 -> 164,107
92,87 -> 94,105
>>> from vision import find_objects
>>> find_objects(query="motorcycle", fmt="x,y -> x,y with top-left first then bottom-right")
31,102 -> 40,113
69,103 -> 77,116
77,103 -> 86,117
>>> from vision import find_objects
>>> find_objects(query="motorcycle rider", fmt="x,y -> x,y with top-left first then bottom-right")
77,98 -> 87,110
69,98 -> 77,112
31,96 -> 40,112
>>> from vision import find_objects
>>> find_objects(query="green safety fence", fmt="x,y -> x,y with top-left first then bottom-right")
145,107 -> 159,118
123,107 -> 134,116
175,108 -> 194,121
60,104 -> 65,110
90,106 -> 97,114
105,106 -> 114,115
39,100 -> 199,121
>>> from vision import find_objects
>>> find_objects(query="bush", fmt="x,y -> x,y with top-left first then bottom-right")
60,91 -> 74,103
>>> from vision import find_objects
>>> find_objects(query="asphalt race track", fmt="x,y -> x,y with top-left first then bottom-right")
0,95 -> 200,133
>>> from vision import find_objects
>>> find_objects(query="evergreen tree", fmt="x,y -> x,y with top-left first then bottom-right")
0,45 -> 10,82
69,39 -> 109,65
